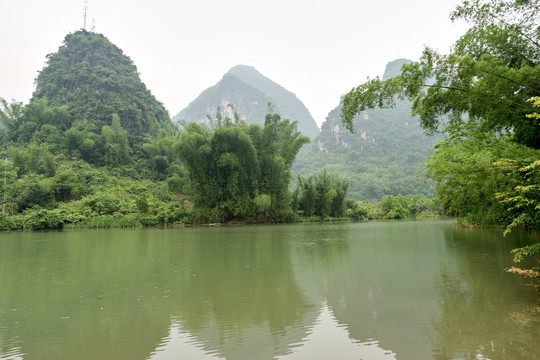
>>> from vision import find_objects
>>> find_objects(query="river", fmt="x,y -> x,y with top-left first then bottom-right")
0,219 -> 539,359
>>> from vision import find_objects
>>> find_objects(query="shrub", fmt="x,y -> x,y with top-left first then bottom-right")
381,195 -> 410,219
22,208 -> 65,230
81,191 -> 124,215
352,201 -> 369,220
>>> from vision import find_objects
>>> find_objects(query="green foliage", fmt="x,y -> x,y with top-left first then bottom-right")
9,144 -> 57,178
351,201 -> 369,220
135,196 -> 149,214
0,156 -> 194,230
175,113 -> 309,222
32,30 -> 173,147
294,96 -> 439,201
496,97 -> 540,234
341,0 -> 540,148
496,95 -> 540,282
81,191 -> 125,216
0,214 -> 18,229
253,194 -> 272,221
4,99 -> 72,149
167,174 -> 187,194
206,105 -> 244,128
22,208 -> 68,230
0,98 -> 24,145
175,123 -> 255,220
507,242 -> 540,288
424,129 -> 539,226
381,195 -> 410,219
50,168 -> 81,202
296,170 -> 349,218
512,242 -> 540,264
496,159 -> 540,234
102,114 -> 130,166
13,177 -> 54,212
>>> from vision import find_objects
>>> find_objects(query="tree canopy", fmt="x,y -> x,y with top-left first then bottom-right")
341,0 -> 539,148
340,0 -> 540,282
174,114 -> 310,222
340,0 -> 540,230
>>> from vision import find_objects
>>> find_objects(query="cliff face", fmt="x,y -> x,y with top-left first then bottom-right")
293,59 -> 441,200
173,65 -> 320,138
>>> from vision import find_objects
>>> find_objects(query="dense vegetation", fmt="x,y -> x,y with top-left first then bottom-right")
175,113 -> 310,223
0,30 -> 436,231
0,31 -> 188,229
293,95 -> 440,200
0,26 -> 350,230
341,0 -> 540,283
294,170 -> 349,218
5,0 -> 537,283
32,30 -> 174,148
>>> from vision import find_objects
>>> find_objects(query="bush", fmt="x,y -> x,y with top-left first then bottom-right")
167,174 -> 186,194
81,191 -> 124,215
0,214 -> 20,230
22,208 -> 65,230
254,194 -> 271,218
114,214 -> 139,227
15,181 -> 53,211
138,214 -> 161,227
352,201 -> 369,220
381,195 -> 410,219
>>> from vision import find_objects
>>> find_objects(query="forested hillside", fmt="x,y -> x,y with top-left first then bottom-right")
0,30 -> 189,229
294,59 -> 440,200
173,65 -> 320,138
1,30 -> 345,229
31,30 -> 174,144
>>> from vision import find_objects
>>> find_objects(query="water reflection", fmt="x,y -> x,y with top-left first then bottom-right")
0,221 -> 539,360
149,321 -> 222,360
432,227 -> 540,360
292,220 -> 452,359
150,301 -> 396,360
276,301 -> 396,360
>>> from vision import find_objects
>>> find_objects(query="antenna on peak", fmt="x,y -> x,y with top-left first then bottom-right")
91,18 -> 96,32
83,0 -> 88,30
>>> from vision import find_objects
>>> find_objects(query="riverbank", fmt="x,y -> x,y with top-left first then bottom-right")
0,206 -> 442,231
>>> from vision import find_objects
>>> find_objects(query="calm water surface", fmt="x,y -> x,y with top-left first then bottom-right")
0,220 -> 539,360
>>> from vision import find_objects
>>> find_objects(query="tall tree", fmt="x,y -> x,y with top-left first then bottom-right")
174,114 -> 308,222
0,98 -> 24,146
295,170 -> 349,218
340,0 -> 539,148
339,0 -> 540,280
340,0 -> 539,227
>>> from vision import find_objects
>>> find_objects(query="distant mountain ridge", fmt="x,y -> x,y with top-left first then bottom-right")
173,65 -> 320,138
293,59 -> 440,200
382,58 -> 413,80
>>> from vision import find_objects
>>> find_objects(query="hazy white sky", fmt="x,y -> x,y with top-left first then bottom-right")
1,0 -> 468,126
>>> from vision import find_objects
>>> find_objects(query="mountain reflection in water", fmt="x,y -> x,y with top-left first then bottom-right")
150,301 -> 396,360
1,220 -> 539,360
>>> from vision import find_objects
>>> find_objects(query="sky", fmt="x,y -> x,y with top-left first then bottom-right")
0,0 -> 468,127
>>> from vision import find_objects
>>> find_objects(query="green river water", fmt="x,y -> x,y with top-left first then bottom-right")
0,219 -> 539,360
